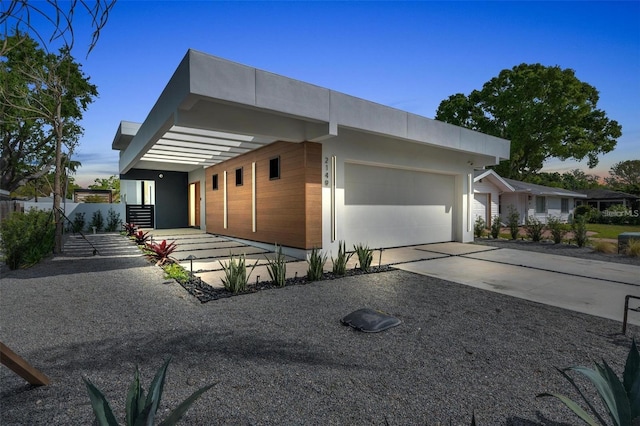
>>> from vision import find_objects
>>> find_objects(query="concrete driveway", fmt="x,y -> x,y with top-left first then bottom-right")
393,242 -> 640,327
146,230 -> 640,327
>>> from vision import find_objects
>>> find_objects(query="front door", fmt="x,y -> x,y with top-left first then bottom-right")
188,181 -> 201,228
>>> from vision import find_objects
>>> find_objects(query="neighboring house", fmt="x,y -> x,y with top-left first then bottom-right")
574,189 -> 640,211
473,170 -> 587,225
111,50 -> 510,257
473,170 -> 514,228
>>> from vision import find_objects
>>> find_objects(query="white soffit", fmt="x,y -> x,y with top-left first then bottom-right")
139,125 -> 276,167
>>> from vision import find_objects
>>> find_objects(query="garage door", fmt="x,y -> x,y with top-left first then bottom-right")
343,163 -> 454,248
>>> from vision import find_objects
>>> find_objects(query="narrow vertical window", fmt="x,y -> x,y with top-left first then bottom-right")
212,174 -> 218,190
561,198 -> 569,213
535,196 -> 546,213
235,167 -> 243,186
269,156 -> 280,180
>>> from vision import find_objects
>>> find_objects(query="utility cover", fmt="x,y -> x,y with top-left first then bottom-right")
341,308 -> 401,333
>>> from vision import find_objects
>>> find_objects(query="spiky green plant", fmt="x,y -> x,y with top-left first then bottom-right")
84,357 -> 214,426
306,247 -> 327,281
354,243 -> 373,272
490,215 -> 501,239
538,339 -> 640,426
219,253 -> 258,293
331,240 -> 353,275
266,244 -> 287,287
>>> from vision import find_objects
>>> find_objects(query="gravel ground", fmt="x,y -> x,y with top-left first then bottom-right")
1,236 -> 638,425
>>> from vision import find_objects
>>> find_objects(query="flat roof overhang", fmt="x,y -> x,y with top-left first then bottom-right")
112,50 -> 511,174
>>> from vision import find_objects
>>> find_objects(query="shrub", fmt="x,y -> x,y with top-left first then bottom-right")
507,206 -> 520,240
145,240 -> 178,266
133,230 -> 150,245
306,247 -> 327,281
603,204 -> 634,225
538,339 -> 639,426
546,216 -> 568,244
105,208 -> 121,232
573,204 -> 593,220
626,239 -> 640,258
90,209 -> 104,232
591,240 -> 617,254
490,215 -> 501,239
266,244 -> 287,287
163,263 -> 190,282
474,216 -> 486,238
84,357 -> 214,426
72,212 -> 86,233
0,209 -> 55,269
571,216 -> 589,248
331,240 -> 352,275
123,222 -> 137,237
220,253 -> 258,293
524,216 -> 545,242
354,243 -> 374,272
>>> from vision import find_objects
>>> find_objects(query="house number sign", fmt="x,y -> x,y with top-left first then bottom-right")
324,156 -> 331,187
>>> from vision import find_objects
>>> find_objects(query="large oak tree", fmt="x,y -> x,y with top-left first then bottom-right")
435,63 -> 622,180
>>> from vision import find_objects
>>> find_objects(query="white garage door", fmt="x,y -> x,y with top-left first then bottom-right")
342,163 -> 454,248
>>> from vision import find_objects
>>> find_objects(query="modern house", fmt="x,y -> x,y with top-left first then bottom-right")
574,189 -> 640,211
473,170 -> 587,226
111,50 -> 510,257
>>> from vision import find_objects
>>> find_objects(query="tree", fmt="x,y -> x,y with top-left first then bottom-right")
1,33 -> 97,253
605,160 -> 640,195
0,0 -> 116,57
88,175 -> 120,203
435,63 -> 622,180
10,156 -> 81,201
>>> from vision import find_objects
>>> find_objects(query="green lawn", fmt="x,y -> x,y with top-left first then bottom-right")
586,223 -> 640,239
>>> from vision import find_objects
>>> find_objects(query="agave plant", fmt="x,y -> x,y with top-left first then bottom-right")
84,357 -> 214,426
145,240 -> 178,266
220,253 -> 258,293
265,244 -> 287,287
133,230 -> 150,245
331,240 -> 352,275
306,247 -> 327,281
353,243 -> 373,272
538,339 -> 640,426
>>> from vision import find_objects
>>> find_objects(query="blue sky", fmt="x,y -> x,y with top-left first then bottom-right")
42,1 -> 639,186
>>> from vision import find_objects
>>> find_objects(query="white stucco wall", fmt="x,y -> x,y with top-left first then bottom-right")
320,129 -> 476,255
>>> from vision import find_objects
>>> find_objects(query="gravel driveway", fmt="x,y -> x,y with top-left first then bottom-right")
1,235 -> 638,425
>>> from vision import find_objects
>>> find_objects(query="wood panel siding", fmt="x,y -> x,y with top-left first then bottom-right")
205,141 -> 322,249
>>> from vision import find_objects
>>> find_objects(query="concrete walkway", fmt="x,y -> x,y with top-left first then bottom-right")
140,229 -> 640,326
